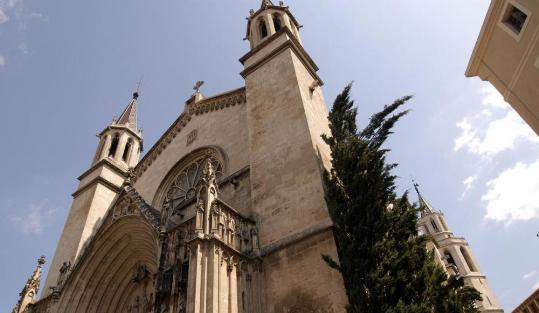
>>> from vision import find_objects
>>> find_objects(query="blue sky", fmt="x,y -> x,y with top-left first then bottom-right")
1,0 -> 538,311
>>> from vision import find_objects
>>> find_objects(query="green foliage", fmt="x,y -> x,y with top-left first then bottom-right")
322,84 -> 481,313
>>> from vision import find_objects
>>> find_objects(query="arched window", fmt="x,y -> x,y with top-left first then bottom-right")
122,138 -> 133,162
444,251 -> 457,268
430,219 -> 439,233
273,14 -> 282,32
460,246 -> 478,272
259,19 -> 268,38
109,134 -> 120,158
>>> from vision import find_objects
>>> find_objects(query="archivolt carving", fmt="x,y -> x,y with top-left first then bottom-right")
110,186 -> 161,230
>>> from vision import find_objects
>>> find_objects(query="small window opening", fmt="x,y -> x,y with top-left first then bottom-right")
460,246 -> 478,272
259,19 -> 268,38
122,138 -> 133,162
430,219 -> 439,233
444,251 -> 457,269
503,4 -> 527,34
273,15 -> 282,32
109,134 -> 120,158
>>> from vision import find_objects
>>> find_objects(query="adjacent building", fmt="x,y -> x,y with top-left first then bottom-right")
513,288 -> 539,313
466,0 -> 539,135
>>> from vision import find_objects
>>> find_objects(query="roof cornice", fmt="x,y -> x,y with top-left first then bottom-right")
77,157 -> 128,181
240,27 -> 322,85
465,0 -> 503,77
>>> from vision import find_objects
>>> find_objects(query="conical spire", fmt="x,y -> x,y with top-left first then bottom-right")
116,91 -> 138,132
413,181 -> 438,217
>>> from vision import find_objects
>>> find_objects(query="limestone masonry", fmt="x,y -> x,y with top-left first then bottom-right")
13,1 -> 503,313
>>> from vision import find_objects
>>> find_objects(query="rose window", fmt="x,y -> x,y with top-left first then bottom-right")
162,154 -> 223,215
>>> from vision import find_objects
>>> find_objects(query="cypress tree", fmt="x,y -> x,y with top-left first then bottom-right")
322,84 -> 481,313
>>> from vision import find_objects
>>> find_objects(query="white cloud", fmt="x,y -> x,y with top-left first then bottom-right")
460,175 -> 477,200
454,86 -> 538,157
482,159 -> 539,223
523,270 -> 537,280
10,200 -> 56,235
0,8 -> 8,24
0,0 -> 22,20
481,85 -> 508,110
0,55 -> 5,67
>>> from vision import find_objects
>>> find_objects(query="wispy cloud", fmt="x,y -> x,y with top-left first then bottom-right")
460,175 -> 477,200
454,86 -> 538,157
0,0 -> 22,23
0,0 -> 48,30
27,11 -> 48,22
482,159 -> 539,224
0,55 -> 5,67
10,200 -> 57,235
523,270 -> 537,281
0,8 -> 8,24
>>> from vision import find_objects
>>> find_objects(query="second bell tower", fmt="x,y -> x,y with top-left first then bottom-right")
241,1 -> 347,310
42,91 -> 143,298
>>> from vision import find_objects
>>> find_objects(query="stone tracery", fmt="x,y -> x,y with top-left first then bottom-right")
159,149 -> 224,226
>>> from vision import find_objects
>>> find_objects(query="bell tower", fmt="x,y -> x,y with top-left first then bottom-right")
415,183 -> 504,313
41,91 -> 143,298
241,0 -> 346,310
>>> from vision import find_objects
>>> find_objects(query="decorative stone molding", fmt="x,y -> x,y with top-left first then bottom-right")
132,88 -> 246,182
110,185 -> 161,230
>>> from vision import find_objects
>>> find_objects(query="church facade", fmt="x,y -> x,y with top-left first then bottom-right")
13,2 -> 502,313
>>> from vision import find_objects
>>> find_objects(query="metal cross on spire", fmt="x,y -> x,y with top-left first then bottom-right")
412,179 -> 437,216
133,78 -> 143,99
193,80 -> 204,93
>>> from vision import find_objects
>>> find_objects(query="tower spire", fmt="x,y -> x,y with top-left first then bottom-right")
413,180 -> 438,216
116,82 -> 141,132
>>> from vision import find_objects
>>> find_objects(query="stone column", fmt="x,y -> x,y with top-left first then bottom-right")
450,245 -> 469,275
128,140 -> 140,167
187,242 -> 203,313
282,13 -> 292,30
206,245 -> 220,313
113,133 -> 128,161
219,256 -> 228,313
229,262 -> 238,313
264,13 -> 275,36
99,134 -> 112,160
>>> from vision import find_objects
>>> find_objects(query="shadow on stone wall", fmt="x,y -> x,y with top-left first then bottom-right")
274,289 -> 334,313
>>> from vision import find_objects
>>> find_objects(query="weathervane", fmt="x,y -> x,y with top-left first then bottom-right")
193,80 -> 204,93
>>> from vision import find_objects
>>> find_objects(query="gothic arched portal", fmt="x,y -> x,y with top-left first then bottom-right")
54,216 -> 159,313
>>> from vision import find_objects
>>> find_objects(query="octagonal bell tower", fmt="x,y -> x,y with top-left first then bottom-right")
42,91 -> 143,298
